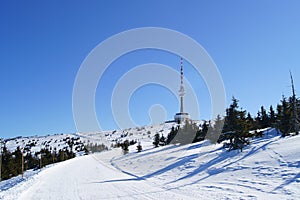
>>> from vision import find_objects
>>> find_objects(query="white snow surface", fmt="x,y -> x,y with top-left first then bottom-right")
1,128 -> 299,199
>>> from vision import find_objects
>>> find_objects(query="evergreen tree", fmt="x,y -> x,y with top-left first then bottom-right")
171,120 -> 198,145
159,135 -> 166,146
136,142 -> 142,152
223,97 -> 246,135
24,153 -> 38,170
222,97 -> 249,151
238,109 -> 248,135
277,96 -> 291,136
246,112 -> 255,131
260,106 -> 270,128
166,126 -> 178,144
269,105 -> 276,126
122,140 -> 129,152
153,133 -> 160,147
254,112 -> 261,130
193,122 -> 208,143
206,115 -> 224,143
13,147 -> 23,175
1,145 -> 14,180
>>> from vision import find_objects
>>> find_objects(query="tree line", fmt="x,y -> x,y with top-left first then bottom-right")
154,95 -> 299,151
1,145 -> 75,181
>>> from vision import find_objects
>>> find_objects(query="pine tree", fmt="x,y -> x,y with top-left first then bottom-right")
136,142 -> 142,152
153,133 -> 160,147
1,145 -> 14,180
166,126 -> 178,144
246,112 -> 255,131
159,135 -> 166,146
260,106 -> 270,128
223,97 -> 242,133
269,105 -> 276,126
193,122 -> 208,143
122,140 -> 129,152
13,147 -> 23,175
254,112 -> 261,130
171,120 -> 198,145
206,115 -> 224,143
222,97 -> 249,151
277,96 -> 291,136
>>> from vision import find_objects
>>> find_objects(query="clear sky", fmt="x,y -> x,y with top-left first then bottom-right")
1,1 -> 300,138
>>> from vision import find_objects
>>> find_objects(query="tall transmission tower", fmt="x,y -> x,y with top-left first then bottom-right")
174,57 -> 190,124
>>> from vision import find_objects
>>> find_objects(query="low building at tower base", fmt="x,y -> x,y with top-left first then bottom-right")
174,112 -> 190,124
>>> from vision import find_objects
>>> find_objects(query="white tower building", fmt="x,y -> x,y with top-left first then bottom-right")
174,58 -> 190,123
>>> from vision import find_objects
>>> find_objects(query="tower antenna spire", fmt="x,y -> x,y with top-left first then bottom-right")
180,57 -> 183,85
179,57 -> 185,113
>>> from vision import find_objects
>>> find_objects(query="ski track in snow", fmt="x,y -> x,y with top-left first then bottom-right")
0,128 -> 299,200
1,150 -> 191,200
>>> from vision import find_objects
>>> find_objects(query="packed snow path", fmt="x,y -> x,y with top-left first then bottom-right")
16,151 -> 188,200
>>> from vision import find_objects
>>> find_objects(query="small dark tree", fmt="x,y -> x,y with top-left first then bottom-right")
136,142 -> 142,152
166,126 -> 178,144
260,106 -> 270,128
269,105 -> 276,126
153,133 -> 160,147
277,96 -> 291,136
193,122 -> 208,143
223,97 -> 240,133
206,115 -> 224,143
171,120 -> 198,145
222,97 -> 250,151
122,140 -> 129,152
159,135 -> 166,146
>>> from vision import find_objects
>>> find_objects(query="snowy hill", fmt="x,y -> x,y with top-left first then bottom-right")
77,122 -> 183,145
5,134 -> 85,156
1,128 -> 299,199
3,122 -> 180,156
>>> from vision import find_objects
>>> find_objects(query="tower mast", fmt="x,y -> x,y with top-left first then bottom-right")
179,57 -> 185,113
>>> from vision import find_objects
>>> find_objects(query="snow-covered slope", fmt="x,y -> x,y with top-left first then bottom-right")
3,122 -> 180,155
112,128 -> 300,199
5,134 -> 86,156
77,122 -> 179,145
1,128 -> 299,199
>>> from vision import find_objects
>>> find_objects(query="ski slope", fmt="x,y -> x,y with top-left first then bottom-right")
1,129 -> 299,199
15,152 -> 188,200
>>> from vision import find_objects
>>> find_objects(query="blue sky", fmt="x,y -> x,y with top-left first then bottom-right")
1,1 -> 300,138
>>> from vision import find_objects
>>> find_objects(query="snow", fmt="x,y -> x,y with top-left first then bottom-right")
1,128 -> 299,199
2,121 -> 199,156
4,134 -> 85,156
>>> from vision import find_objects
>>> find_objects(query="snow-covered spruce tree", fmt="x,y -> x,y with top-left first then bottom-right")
136,142 -> 142,152
171,120 -> 199,145
166,126 -> 178,144
159,135 -> 166,146
193,121 -> 208,143
259,106 -> 270,129
269,105 -> 276,127
206,115 -> 224,144
222,97 -> 249,151
276,96 -> 292,137
153,133 -> 160,147
122,140 -> 129,154
1,145 -> 15,180
245,112 -> 256,132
